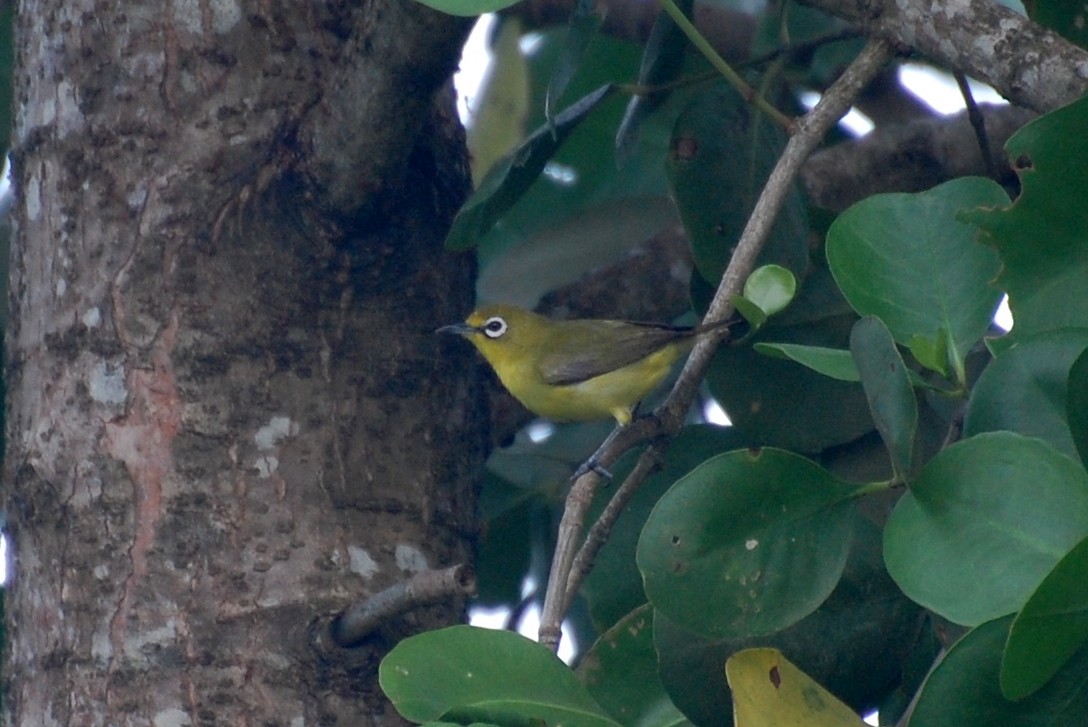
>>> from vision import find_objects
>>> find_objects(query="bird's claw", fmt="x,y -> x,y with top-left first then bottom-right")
572,456 -> 612,481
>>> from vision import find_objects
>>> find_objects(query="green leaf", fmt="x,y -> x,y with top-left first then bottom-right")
1068,347 -> 1088,469
637,448 -> 859,638
732,294 -> 768,329
446,84 -> 614,251
706,318 -> 874,451
409,0 -> 521,16
907,329 -> 950,377
850,316 -> 917,480
477,31 -> 682,307
443,700 -> 617,727
910,616 -> 1088,726
545,0 -> 603,127
751,2 -> 865,88
577,604 -> 694,727
963,328 -> 1088,461
667,83 -> 809,286
1001,535 -> 1088,700
583,425 -> 749,631
826,177 -> 1007,371
884,432 -> 1088,625
753,343 -> 859,382
615,0 -> 692,166
475,474 -> 535,606
743,264 -> 797,318
486,419 -> 614,489
966,95 -> 1088,341
654,518 -> 922,725
761,254 -> 855,329
379,625 -> 617,725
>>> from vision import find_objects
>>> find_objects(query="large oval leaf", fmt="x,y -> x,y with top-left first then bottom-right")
884,432 -> 1088,625
577,604 -> 693,727
379,625 -> 617,725
965,94 -> 1088,343
583,425 -> 750,631
653,517 -> 922,725
826,177 -> 1007,370
637,449 -> 859,638
964,328 -> 1088,460
910,616 -> 1088,726
1069,347 -> 1088,469
850,315 -> 917,480
1001,534 -> 1088,700
667,83 -> 809,286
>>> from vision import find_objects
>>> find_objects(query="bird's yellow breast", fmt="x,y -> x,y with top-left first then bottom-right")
481,337 -> 683,425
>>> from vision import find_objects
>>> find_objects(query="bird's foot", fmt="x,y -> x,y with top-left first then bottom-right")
572,455 -> 612,481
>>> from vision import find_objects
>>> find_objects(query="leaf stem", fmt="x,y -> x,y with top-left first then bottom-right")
852,480 -> 899,498
658,0 -> 795,131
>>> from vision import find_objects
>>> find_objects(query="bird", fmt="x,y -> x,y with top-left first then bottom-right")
437,304 -> 730,427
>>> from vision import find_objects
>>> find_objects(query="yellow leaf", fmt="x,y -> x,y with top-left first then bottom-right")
466,19 -> 529,186
726,648 -> 865,727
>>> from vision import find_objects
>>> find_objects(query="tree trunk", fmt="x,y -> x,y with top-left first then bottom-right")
4,2 -> 482,723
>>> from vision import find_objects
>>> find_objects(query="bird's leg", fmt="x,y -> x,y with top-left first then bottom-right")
571,401 -> 647,480
571,431 -> 618,481
572,455 -> 612,481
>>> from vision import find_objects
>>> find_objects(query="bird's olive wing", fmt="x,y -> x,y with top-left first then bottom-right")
536,320 -> 693,386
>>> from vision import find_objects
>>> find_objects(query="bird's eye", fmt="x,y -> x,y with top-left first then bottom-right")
482,317 -> 508,338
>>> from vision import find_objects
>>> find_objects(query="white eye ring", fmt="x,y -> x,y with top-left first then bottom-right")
482,316 -> 508,339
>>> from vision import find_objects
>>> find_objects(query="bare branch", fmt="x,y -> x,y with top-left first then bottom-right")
330,564 -> 476,648
799,0 -> 1088,112
954,71 -> 998,179
537,38 -> 897,652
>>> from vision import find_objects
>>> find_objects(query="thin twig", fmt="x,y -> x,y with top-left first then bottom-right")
564,441 -> 666,600
744,28 -> 860,71
536,416 -> 657,650
537,38 -> 896,652
953,70 -> 997,179
331,564 -> 475,647
659,0 -> 795,131
503,590 -> 538,632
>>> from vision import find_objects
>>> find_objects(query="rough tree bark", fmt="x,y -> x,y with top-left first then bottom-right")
4,1 -> 483,724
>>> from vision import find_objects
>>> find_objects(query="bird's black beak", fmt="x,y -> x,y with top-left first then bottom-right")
435,322 -> 475,336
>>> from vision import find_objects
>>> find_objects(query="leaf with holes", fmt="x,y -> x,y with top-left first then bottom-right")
637,449 -> 860,639
966,95 -> 1088,342
727,648 -> 866,727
